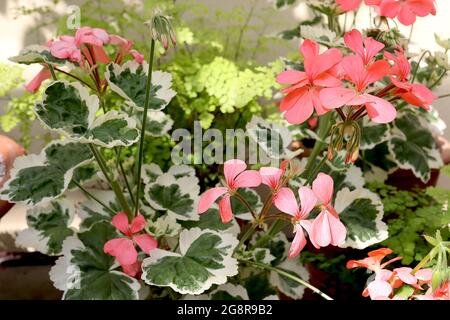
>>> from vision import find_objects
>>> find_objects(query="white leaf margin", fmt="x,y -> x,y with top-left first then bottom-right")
144,111 -> 174,137
359,117 -> 390,150
142,227 -> 239,295
335,187 -> 388,250
183,283 -> 249,300
15,199 -> 76,255
144,172 -> 200,221
105,60 -> 176,111
0,140 -> 93,206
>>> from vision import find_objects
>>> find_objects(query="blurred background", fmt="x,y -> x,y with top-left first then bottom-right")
0,0 -> 449,299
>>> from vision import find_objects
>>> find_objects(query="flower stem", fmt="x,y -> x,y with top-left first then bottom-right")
89,144 -> 132,219
237,222 -> 258,250
134,39 -> 156,216
72,180 -> 115,214
234,191 -> 258,219
238,259 -> 334,300
411,251 -> 433,275
47,63 -> 57,80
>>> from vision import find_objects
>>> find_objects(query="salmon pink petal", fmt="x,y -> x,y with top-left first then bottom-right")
130,50 -> 144,64
198,187 -> 228,213
344,29 -> 365,58
311,211 -> 332,247
260,167 -> 284,190
336,0 -> 361,11
313,73 -> 342,87
319,87 -> 356,110
363,94 -> 397,123
402,83 -> 436,110
363,37 -> 385,63
394,267 -> 417,285
367,279 -> 392,300
341,55 -> 366,86
298,186 -> 317,218
224,159 -> 247,186
112,212 -> 130,234
365,60 -> 390,86
133,234 -> 157,254
365,0 -> 382,5
368,248 -> 393,259
379,0 -> 401,18
390,76 -> 411,90
299,220 -> 320,249
280,87 -> 308,112
274,187 -> 299,217
288,225 -> 307,258
312,173 -> 334,205
121,261 -> 142,277
327,211 -> 347,246
311,88 -> 330,116
233,170 -> 262,189
104,237 -> 137,266
300,39 -> 319,61
130,215 -> 146,234
25,68 -> 51,93
276,70 -> 308,84
397,4 -> 416,25
284,90 -> 314,124
218,194 -> 233,223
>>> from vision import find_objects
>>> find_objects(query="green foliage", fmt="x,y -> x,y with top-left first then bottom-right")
0,63 -> 23,96
368,181 -> 450,265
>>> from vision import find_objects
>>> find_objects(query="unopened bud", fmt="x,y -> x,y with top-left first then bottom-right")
145,11 -> 177,50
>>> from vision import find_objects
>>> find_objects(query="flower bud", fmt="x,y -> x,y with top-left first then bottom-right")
145,11 -> 177,50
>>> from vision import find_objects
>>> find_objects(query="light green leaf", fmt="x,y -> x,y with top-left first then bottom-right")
388,113 -> 442,183
0,140 -> 93,205
335,187 -> 388,249
144,173 -> 200,221
16,199 -> 75,255
269,258 -> 309,299
36,81 -> 139,147
105,61 -> 176,111
49,222 -> 140,300
142,228 -> 239,295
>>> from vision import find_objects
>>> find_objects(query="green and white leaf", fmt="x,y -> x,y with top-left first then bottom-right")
246,116 -> 302,160
49,222 -> 140,299
144,173 -> 200,221
231,188 -> 263,221
137,110 -> 173,137
16,199 -> 76,255
36,80 -> 139,147
105,61 -> 176,111
252,248 -> 276,265
269,258 -> 309,299
76,190 -> 119,230
141,228 -> 239,295
9,45 -> 71,66
0,140 -> 93,206
142,163 -> 196,185
184,283 -> 249,300
335,187 -> 388,249
360,118 -> 390,150
147,214 -> 181,238
180,207 -> 240,236
388,113 -> 442,183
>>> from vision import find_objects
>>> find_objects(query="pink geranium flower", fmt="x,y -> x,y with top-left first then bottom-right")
75,27 -> 110,64
379,0 -> 436,26
104,212 -> 157,276
336,0 -> 382,12
198,159 -> 262,223
274,186 -> 318,258
276,39 -> 342,124
49,35 -> 82,62
109,34 -> 145,64
344,29 -> 385,65
320,54 -> 397,123
384,47 -> 437,110
310,173 -> 347,247
259,160 -> 289,192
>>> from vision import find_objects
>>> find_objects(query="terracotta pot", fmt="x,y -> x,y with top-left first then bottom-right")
0,135 -> 25,218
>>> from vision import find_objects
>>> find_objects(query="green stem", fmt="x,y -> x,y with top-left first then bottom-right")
306,155 -> 327,185
438,93 -> 450,99
412,251 -> 433,275
89,144 -> 132,218
47,63 -> 57,80
54,67 -> 96,91
72,180 -> 115,214
236,222 -> 258,251
238,259 -> 333,300
234,192 -> 257,219
234,0 -> 257,62
411,50 -> 431,83
134,39 -> 156,216
115,147 -> 135,206
252,219 -> 287,249
429,70 -> 447,90
302,112 -> 332,181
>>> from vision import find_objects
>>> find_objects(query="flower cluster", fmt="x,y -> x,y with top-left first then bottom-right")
347,248 -> 449,300
26,26 -> 144,93
277,29 -> 436,126
336,0 -> 436,26
198,159 -> 347,258
104,212 -> 157,277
